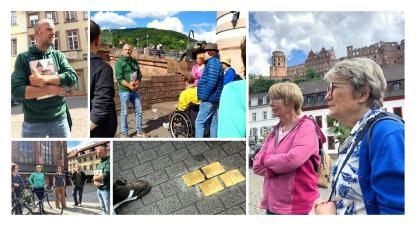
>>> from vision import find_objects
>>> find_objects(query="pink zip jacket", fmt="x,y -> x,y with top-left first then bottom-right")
253,115 -> 320,214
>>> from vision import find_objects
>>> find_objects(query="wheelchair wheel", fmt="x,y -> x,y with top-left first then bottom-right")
169,111 -> 193,138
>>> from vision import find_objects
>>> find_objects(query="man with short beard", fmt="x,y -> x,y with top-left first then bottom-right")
11,19 -> 78,138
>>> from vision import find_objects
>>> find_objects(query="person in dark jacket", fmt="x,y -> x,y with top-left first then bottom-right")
195,43 -> 224,138
89,20 -> 117,137
71,165 -> 86,207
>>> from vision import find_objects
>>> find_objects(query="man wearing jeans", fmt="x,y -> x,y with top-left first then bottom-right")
195,43 -> 224,138
115,43 -> 144,138
11,19 -> 78,137
71,165 -> 86,207
93,146 -> 110,215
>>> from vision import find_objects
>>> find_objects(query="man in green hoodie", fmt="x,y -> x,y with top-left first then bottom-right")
115,42 -> 144,138
11,19 -> 78,138
93,146 -> 110,215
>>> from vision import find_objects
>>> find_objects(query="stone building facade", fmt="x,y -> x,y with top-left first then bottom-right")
270,51 -> 287,79
270,40 -> 405,79
11,141 -> 68,186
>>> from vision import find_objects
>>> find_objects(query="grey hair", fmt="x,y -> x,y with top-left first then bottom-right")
324,58 -> 386,108
34,19 -> 55,33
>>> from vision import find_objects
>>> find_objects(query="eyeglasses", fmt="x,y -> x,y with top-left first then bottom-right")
326,82 -> 351,96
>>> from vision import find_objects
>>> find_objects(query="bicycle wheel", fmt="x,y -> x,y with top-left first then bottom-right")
11,204 -> 33,215
42,195 -> 63,215
20,204 -> 33,215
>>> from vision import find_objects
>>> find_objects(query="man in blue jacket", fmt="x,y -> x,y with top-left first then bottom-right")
195,43 -> 224,138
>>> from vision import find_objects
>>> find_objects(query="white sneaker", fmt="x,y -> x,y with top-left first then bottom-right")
162,122 -> 169,129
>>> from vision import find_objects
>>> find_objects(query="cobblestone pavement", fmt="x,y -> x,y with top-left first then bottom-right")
11,96 -> 88,138
115,101 -> 176,138
29,184 -> 102,215
248,169 -> 331,215
113,141 -> 246,215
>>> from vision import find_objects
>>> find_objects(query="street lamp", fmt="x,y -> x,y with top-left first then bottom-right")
146,34 -> 149,49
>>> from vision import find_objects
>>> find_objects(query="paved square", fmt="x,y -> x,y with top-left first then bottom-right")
114,141 -> 246,215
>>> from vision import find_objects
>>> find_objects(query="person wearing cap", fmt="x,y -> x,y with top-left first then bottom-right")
195,43 -> 224,138
221,56 -> 237,85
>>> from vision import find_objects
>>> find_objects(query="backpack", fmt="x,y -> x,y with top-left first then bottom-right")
307,115 -> 331,188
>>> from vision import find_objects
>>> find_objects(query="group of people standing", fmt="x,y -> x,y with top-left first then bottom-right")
253,58 -> 404,215
90,19 -> 246,138
11,146 -> 111,215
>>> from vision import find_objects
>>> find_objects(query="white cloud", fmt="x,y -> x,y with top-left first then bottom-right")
119,27 -> 126,29
92,11 -> 136,28
249,11 -> 404,76
126,11 -> 179,19
193,28 -> 216,43
190,22 -> 215,28
147,16 -> 184,33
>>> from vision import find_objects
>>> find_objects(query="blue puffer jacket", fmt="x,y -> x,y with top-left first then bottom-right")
197,56 -> 224,102
358,119 -> 404,214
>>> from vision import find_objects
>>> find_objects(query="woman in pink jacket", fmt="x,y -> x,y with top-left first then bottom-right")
253,83 -> 320,215
191,53 -> 205,86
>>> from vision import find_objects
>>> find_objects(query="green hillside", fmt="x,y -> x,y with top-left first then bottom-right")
101,27 -> 199,51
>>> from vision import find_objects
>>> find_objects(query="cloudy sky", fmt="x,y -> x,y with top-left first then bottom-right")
91,11 -> 216,42
249,11 -> 405,76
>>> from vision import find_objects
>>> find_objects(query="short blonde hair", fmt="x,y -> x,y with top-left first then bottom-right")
196,53 -> 205,62
268,82 -> 304,115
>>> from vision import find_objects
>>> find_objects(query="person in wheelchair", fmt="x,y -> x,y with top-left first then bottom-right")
164,74 -> 201,137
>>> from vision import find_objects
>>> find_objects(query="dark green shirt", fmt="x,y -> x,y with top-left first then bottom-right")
115,55 -> 142,92
11,46 -> 78,123
96,156 -> 110,191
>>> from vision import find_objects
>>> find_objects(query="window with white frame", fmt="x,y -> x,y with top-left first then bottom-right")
262,96 -> 267,105
28,35 -> 35,47
29,14 -> 39,27
45,11 -> 58,23
54,32 -> 59,50
64,11 -> 77,22
250,98 -> 258,107
11,11 -> 17,26
252,112 -> 257,121
263,111 -> 267,120
11,39 -> 17,56
67,30 -> 79,50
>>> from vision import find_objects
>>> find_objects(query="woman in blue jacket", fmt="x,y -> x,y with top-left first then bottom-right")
310,58 -> 404,215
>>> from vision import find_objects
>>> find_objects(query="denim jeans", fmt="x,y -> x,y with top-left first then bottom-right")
119,91 -> 142,135
97,189 -> 110,215
195,101 -> 218,138
72,186 -> 83,205
22,118 -> 70,138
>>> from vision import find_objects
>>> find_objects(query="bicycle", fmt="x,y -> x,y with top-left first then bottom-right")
11,189 -> 33,215
29,186 -> 63,215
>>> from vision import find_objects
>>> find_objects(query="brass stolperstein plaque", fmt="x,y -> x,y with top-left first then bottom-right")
182,169 -> 206,187
198,177 -> 224,196
201,162 -> 225,178
219,169 -> 245,187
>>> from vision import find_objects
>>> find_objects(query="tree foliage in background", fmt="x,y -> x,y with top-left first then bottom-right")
327,116 -> 351,145
101,27 -> 198,50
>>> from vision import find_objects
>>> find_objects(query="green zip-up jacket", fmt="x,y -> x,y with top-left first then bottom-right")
11,46 -> 78,123
28,172 -> 45,189
96,156 -> 110,191
115,55 -> 142,93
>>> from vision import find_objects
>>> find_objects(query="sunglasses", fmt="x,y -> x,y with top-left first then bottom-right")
326,82 -> 351,96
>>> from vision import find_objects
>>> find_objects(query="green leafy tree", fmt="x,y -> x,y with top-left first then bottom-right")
306,67 -> 318,80
327,116 -> 351,145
